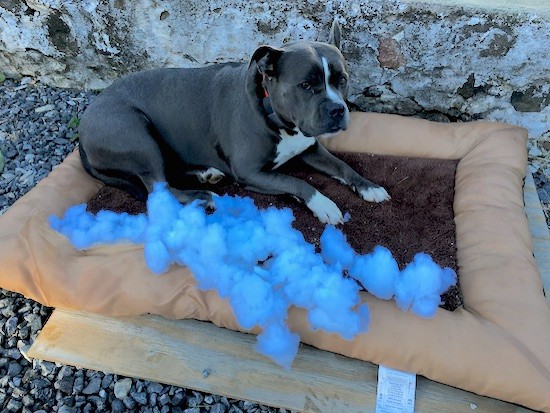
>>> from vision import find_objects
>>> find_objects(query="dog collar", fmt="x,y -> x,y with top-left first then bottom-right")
262,96 -> 296,134
261,77 -> 296,134
262,74 -> 270,98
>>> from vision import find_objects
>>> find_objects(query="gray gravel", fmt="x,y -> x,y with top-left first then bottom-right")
0,77 -> 88,214
1,76 -> 549,413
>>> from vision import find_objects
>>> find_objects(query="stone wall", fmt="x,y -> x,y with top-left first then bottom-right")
1,0 -> 549,136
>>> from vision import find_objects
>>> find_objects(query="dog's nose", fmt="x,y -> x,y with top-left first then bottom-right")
328,102 -> 346,120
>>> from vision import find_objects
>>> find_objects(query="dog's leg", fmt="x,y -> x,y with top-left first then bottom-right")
137,171 -> 216,208
299,143 -> 390,202
241,171 -> 344,224
80,108 -> 215,206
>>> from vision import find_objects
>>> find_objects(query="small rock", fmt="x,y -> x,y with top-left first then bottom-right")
22,394 -> 34,406
58,406 -> 76,413
53,137 -> 67,145
172,391 -> 185,406
89,394 -> 107,411
114,378 -> 132,399
122,395 -> 136,409
210,403 -> 227,413
11,387 -> 27,400
220,396 -> 230,408
21,367 -> 35,384
189,391 -> 204,406
17,325 -> 29,339
32,377 -> 51,389
158,393 -> 171,405
5,149 -> 17,159
538,189 -> 550,204
35,104 -> 56,113
7,362 -> 22,377
74,395 -> 87,408
6,336 -> 17,348
72,376 -> 84,393
111,398 -> 126,413
101,374 -> 113,389
131,391 -> 148,405
7,399 -> 23,412
56,375 -> 75,394
147,381 -> 164,394
5,348 -> 22,360
23,313 -> 42,335
57,365 -> 74,380
529,146 -> 543,157
39,360 -> 57,377
4,315 -> 18,336
82,376 -> 102,394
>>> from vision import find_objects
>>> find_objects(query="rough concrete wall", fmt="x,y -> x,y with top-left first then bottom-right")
1,0 -> 549,136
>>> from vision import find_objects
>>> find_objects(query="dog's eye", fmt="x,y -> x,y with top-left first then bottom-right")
338,77 -> 348,86
300,81 -> 312,90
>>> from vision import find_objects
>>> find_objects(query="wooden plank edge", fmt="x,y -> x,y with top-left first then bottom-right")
524,171 -> 550,303
29,309 -> 535,413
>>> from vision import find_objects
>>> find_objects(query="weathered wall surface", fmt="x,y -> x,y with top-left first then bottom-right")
1,0 -> 549,136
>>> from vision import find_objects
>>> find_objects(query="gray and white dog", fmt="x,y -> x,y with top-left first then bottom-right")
79,21 -> 390,224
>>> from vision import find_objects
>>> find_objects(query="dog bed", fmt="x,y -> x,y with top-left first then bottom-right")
0,112 -> 548,411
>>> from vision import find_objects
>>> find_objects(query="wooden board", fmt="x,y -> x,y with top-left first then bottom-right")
524,171 -> 550,303
29,309 -> 533,413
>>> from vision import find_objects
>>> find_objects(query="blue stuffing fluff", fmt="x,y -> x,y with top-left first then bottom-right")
50,182 -> 456,368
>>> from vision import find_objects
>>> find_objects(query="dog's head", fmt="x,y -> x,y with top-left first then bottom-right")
249,20 -> 350,138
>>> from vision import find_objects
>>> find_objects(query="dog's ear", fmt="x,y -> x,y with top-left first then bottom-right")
249,45 -> 284,78
328,19 -> 342,50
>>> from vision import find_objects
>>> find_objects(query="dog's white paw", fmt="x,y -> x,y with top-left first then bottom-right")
306,191 -> 344,225
359,186 -> 391,203
196,167 -> 225,184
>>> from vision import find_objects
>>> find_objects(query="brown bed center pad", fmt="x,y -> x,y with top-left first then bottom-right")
87,153 -> 461,310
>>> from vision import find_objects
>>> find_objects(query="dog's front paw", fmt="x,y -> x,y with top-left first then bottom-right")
306,191 -> 344,225
359,186 -> 391,203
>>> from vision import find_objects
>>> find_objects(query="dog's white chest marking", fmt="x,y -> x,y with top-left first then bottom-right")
272,129 -> 315,169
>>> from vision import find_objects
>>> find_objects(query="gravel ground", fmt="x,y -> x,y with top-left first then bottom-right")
1,77 -> 549,413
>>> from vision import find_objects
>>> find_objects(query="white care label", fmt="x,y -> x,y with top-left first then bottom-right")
375,365 -> 417,413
